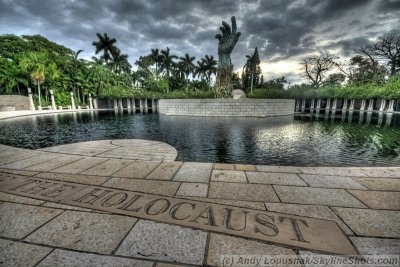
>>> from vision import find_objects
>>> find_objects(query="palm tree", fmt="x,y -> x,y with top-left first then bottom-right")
92,33 -> 117,65
243,47 -> 260,93
194,60 -> 207,81
150,48 -> 162,79
160,47 -> 177,92
203,55 -> 217,89
110,48 -> 131,74
178,53 -> 196,82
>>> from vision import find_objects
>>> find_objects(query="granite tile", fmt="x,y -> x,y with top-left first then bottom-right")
0,238 -> 52,267
37,249 -> 153,267
51,157 -> 108,174
41,202 -> 92,211
112,160 -> 161,178
349,190 -> 400,210
247,172 -> 307,186
25,155 -> 84,172
256,165 -> 301,173
0,153 -> 40,166
299,167 -> 368,177
213,163 -> 235,170
274,186 -> 366,208
265,203 -> 353,235
177,196 -> 266,210
353,177 -> 400,191
332,208 -> 400,238
0,154 -> 61,170
80,159 -> 133,176
299,174 -> 367,189
25,210 -> 137,254
103,177 -> 180,196
0,168 -> 38,177
0,202 -> 62,239
116,220 -> 207,265
349,237 -> 400,255
209,182 -> 279,202
0,192 -> 45,205
235,164 -> 256,171
207,234 -> 298,267
146,161 -> 182,180
362,169 -> 400,178
173,162 -> 212,183
211,170 -> 247,183
176,183 -> 208,197
34,172 -> 109,185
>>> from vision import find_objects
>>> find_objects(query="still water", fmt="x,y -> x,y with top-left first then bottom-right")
0,110 -> 399,166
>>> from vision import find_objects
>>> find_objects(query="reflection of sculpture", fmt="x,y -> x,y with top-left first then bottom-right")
215,16 -> 241,96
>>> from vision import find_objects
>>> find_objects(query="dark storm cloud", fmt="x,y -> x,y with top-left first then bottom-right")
0,0 -> 398,83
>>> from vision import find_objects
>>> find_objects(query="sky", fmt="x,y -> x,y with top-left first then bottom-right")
0,0 -> 399,84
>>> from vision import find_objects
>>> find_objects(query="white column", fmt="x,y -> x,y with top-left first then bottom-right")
325,98 -> 331,111
113,99 -> 118,110
118,99 -> 123,110
316,99 -> 321,110
50,90 -> 56,110
301,99 -> 306,112
58,106 -> 63,110
349,99 -> 355,111
144,99 -> 148,113
151,99 -> 155,112
332,98 -> 337,110
379,99 -> 386,112
127,98 -> 131,109
140,99 -> 144,113
387,100 -> 394,113
93,98 -> 98,109
132,99 -> 136,110
88,94 -> 93,110
28,87 -> 35,110
367,99 -> 374,111
310,99 -> 315,111
360,99 -> 366,111
295,100 -> 300,111
77,105 -> 81,110
70,92 -> 76,110
342,99 -> 348,111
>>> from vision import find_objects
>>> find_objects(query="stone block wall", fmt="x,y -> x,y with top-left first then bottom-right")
0,95 -> 30,111
159,99 -> 295,117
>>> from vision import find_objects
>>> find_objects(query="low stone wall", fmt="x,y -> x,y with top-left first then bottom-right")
159,99 -> 295,117
0,95 -> 30,111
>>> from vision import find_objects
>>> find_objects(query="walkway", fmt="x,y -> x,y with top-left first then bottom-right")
0,140 -> 399,266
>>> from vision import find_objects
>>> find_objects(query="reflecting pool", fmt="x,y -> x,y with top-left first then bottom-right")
0,110 -> 399,166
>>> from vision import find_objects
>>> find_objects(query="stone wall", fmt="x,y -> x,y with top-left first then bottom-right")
0,95 -> 30,111
159,99 -> 295,117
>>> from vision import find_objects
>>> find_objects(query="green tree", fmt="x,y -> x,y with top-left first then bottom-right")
178,53 -> 196,82
92,33 -> 117,65
243,47 -> 261,93
160,47 -> 177,92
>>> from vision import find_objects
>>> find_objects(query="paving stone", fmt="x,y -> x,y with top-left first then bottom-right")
0,238 -> 52,267
362,169 -> 400,178
116,220 -> 207,265
80,159 -> 133,176
299,174 -> 367,189
25,210 -> 137,254
213,163 -> 235,170
207,233 -> 298,267
349,190 -> 400,210
42,202 -> 92,211
211,170 -> 247,183
274,186 -> 366,207
112,160 -> 161,178
0,192 -> 45,205
24,155 -> 84,172
34,172 -> 109,185
299,167 -> 368,177
332,208 -> 400,238
247,171 -> 307,186
146,161 -> 183,180
234,164 -> 256,171
0,202 -> 62,239
103,177 -> 180,196
256,165 -> 301,173
265,203 -> 353,235
175,183 -> 208,197
37,249 -> 153,267
173,162 -> 212,183
0,152 -> 40,166
0,168 -> 38,177
51,157 -> 108,174
178,196 -> 266,210
0,154 -> 61,170
209,182 -> 280,202
349,237 -> 400,255
353,177 -> 400,191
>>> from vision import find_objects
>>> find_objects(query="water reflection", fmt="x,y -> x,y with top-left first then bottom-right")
0,111 -> 399,166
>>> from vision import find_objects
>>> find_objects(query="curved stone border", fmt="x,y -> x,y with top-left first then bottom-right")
159,99 -> 295,117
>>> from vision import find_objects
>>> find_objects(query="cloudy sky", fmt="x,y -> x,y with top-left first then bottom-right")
1,0 -> 399,84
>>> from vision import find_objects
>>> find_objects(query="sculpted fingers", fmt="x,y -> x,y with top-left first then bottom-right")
222,21 -> 231,34
219,26 -> 227,36
215,34 -> 222,40
231,16 -> 237,34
